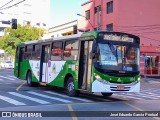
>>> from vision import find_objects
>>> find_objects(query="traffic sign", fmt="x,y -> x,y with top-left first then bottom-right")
1,20 -> 10,24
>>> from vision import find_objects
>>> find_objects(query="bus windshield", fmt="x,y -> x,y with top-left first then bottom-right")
94,41 -> 140,75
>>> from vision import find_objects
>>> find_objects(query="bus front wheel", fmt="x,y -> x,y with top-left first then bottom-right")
101,93 -> 113,98
66,77 -> 79,97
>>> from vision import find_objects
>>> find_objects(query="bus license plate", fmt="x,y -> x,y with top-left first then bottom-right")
117,86 -> 124,90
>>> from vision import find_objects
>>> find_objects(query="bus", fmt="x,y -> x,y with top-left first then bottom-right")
14,31 -> 140,97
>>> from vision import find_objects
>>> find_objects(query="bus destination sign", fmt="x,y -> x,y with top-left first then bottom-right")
103,34 -> 134,42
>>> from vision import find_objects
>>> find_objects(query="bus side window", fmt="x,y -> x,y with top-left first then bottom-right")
24,45 -> 32,60
51,41 -> 63,60
32,44 -> 41,60
64,40 -> 79,60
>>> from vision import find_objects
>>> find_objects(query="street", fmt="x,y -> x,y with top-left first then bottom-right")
0,69 -> 159,120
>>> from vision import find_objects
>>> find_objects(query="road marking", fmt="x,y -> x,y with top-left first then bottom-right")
16,81 -> 27,91
0,95 -> 26,106
125,93 -> 160,99
67,104 -> 77,120
8,92 -> 50,104
8,76 -> 17,79
27,91 -> 72,103
45,91 -> 92,102
114,94 -> 143,100
124,102 -> 143,111
0,76 -> 15,80
124,102 -> 160,120
5,83 -> 12,85
141,89 -> 160,92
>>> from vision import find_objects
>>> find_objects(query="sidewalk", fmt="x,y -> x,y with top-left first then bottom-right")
141,77 -> 160,83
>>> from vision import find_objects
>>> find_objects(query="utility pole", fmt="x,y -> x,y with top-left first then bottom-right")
77,14 -> 94,31
96,7 -> 101,30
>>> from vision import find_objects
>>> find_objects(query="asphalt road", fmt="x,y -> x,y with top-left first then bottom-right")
0,69 -> 159,120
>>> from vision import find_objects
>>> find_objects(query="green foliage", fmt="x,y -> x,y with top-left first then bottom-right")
0,24 -> 45,59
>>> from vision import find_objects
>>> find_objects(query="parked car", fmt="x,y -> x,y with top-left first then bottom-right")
0,61 -> 14,69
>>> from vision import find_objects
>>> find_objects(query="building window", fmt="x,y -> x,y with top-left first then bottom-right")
107,1 -> 113,14
24,12 -> 31,15
36,23 -> 40,26
43,23 -> 46,26
73,25 -> 77,34
95,6 -> 101,14
106,24 -> 113,31
85,10 -> 90,20
24,4 -> 31,7
26,21 -> 31,25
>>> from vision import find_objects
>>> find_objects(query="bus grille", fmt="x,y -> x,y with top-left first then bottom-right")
109,81 -> 133,84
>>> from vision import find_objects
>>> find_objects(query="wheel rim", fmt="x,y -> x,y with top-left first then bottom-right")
27,74 -> 31,84
68,82 -> 74,92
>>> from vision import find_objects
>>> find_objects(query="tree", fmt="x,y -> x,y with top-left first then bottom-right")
0,24 -> 45,61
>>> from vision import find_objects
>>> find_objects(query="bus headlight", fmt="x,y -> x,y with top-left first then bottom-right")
94,74 -> 109,84
94,74 -> 101,79
138,77 -> 141,81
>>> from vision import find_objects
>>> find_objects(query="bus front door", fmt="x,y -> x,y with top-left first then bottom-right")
40,44 -> 50,83
79,40 -> 93,91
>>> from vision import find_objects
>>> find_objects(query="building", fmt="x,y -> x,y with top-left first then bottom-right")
0,0 -> 51,37
79,0 -> 160,77
48,20 -> 78,38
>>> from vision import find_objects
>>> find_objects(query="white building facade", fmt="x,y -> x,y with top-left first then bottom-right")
0,0 -> 51,37
48,20 -> 78,38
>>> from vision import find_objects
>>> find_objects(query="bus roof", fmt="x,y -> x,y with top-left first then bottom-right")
52,33 -> 82,41
16,31 -> 139,46
17,33 -> 83,46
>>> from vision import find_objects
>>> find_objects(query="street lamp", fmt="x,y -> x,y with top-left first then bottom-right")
77,13 -> 94,31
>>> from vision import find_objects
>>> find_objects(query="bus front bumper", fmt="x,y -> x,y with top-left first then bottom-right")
92,80 -> 140,93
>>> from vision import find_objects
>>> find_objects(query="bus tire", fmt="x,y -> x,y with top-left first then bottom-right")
27,71 -> 39,87
101,93 -> 113,98
27,71 -> 33,87
66,77 -> 79,97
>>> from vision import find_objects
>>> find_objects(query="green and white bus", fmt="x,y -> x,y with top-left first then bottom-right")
14,31 -> 140,97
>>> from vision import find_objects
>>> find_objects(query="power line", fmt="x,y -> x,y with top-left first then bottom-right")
132,31 -> 160,34
140,35 -> 160,42
114,26 -> 160,32
101,24 -> 160,32
115,24 -> 160,28
0,0 -> 26,10
0,0 -> 14,9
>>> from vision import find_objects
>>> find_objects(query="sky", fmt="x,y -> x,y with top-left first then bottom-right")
50,0 -> 88,27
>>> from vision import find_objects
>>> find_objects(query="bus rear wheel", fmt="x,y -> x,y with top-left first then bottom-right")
27,71 -> 39,87
101,93 -> 113,98
27,71 -> 34,87
66,77 -> 79,97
